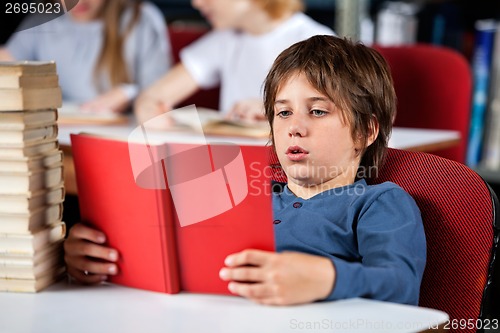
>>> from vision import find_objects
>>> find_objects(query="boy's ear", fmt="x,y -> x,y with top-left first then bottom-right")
366,116 -> 379,147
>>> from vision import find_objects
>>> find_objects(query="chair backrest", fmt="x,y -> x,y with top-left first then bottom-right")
167,24 -> 220,110
367,148 -> 499,331
374,44 -> 472,164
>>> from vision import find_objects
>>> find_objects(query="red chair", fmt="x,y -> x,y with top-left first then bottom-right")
270,147 -> 499,331
367,148 -> 499,331
374,44 -> 472,164
167,24 -> 220,110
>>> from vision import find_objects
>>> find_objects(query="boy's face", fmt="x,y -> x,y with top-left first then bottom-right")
69,0 -> 105,22
191,0 -> 256,30
273,74 -> 363,190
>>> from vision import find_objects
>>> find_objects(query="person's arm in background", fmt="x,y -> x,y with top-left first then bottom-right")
81,2 -> 174,114
2,14 -> 38,62
135,28 -> 227,126
134,62 -> 199,125
0,48 -> 15,61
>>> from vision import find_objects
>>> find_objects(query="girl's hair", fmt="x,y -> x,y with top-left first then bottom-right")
263,35 -> 396,173
94,0 -> 142,90
254,0 -> 304,19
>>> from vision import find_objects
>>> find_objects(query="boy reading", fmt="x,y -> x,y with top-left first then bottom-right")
219,35 -> 426,306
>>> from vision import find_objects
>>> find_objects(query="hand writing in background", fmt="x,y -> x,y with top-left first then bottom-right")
80,87 -> 131,114
226,98 -> 266,123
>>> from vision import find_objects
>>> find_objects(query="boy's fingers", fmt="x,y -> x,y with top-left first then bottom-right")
67,266 -> 108,284
227,282 -> 274,299
66,256 -> 118,276
69,223 -> 106,244
219,267 -> 263,282
225,249 -> 272,267
65,239 -> 118,262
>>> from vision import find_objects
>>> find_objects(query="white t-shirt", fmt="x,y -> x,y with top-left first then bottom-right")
6,2 -> 171,103
180,12 -> 334,113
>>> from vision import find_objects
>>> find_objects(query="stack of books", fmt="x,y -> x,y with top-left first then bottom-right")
0,61 -> 66,292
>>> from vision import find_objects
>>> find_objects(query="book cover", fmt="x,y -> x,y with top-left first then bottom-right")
466,20 -> 497,167
71,133 -> 275,295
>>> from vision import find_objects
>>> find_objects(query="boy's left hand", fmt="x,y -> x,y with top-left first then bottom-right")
219,250 -> 335,305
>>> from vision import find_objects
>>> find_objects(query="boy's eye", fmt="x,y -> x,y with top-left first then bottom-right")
276,110 -> 292,118
311,109 -> 327,116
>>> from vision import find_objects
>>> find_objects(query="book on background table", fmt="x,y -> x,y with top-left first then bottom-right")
58,103 -> 128,125
170,107 -> 270,139
71,132 -> 275,295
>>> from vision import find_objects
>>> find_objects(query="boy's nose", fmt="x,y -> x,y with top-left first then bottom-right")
288,118 -> 307,137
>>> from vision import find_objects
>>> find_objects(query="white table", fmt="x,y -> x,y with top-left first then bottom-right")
0,281 -> 448,333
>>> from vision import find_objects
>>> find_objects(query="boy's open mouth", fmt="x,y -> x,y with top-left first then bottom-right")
286,146 -> 308,154
286,146 -> 309,161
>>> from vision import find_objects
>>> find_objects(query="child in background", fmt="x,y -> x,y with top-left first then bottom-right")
134,0 -> 334,125
0,0 -> 171,114
219,35 -> 426,305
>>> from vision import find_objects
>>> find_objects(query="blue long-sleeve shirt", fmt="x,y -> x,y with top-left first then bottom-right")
273,179 -> 426,305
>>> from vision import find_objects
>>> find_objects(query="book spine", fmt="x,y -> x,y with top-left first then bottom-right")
482,22 -> 500,171
466,20 -> 497,167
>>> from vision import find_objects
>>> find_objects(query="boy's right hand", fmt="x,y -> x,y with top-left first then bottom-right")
64,223 -> 119,284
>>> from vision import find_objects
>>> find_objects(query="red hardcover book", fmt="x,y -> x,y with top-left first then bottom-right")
71,133 -> 275,294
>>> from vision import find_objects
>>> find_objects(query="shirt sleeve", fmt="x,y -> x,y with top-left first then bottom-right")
179,30 -> 224,88
327,188 -> 426,305
131,2 -> 172,91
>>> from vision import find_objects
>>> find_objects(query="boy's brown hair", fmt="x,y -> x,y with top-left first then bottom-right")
254,0 -> 304,19
263,35 -> 396,174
